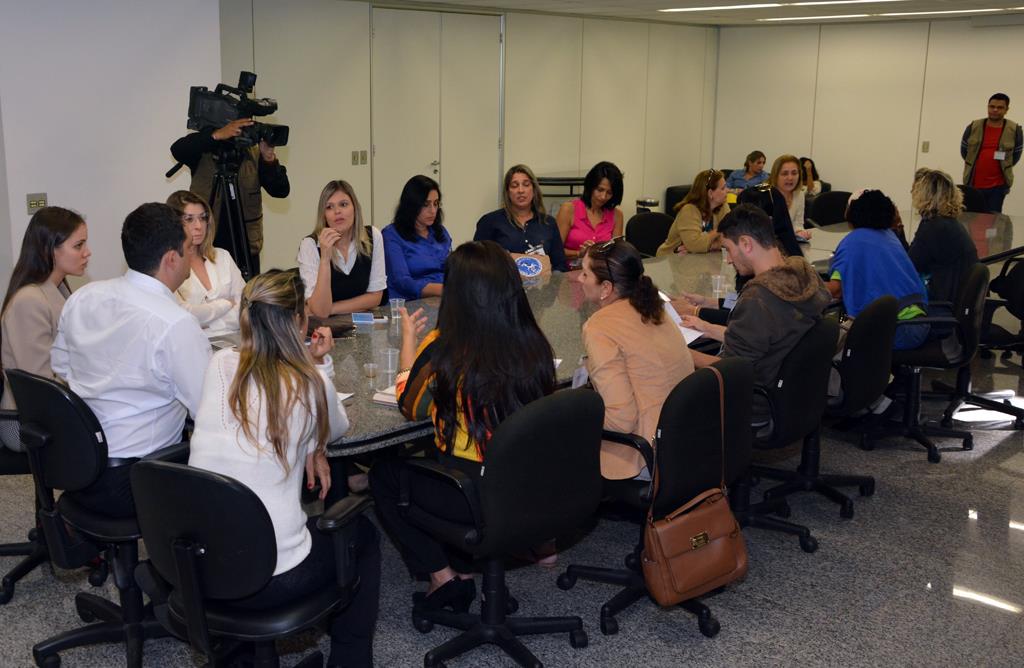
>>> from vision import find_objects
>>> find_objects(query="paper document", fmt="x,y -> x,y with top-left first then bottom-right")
663,302 -> 704,344
372,385 -> 398,407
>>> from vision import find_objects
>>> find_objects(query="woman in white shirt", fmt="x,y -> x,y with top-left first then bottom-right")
298,180 -> 386,318
166,190 -> 244,336
768,154 -> 812,240
188,269 -> 379,667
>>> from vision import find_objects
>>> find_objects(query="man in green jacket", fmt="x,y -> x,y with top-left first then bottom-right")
961,93 -> 1022,214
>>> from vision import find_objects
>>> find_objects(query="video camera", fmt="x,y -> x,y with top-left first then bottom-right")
187,71 -> 289,148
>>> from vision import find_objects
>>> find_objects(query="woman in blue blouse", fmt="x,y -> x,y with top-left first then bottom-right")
383,175 -> 452,301
726,150 -> 768,193
473,164 -> 567,271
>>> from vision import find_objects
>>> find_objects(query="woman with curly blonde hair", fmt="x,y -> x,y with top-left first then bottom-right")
908,169 -> 978,303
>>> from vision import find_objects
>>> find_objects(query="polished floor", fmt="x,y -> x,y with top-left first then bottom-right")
2,352 -> 1024,666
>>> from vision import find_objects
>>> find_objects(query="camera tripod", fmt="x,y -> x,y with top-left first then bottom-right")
207,147 -> 255,280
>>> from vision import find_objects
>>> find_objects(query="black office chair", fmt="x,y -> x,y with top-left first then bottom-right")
664,185 -> 691,217
820,180 -> 832,193
959,185 -> 989,213
556,359 -> 753,639
0,408 -> 50,605
731,318 -> 839,553
980,257 -> 1024,361
131,460 -> 372,668
6,369 -> 172,667
625,212 -> 673,257
808,191 -> 853,226
866,263 -> 989,462
400,389 -> 604,667
754,299 -> 895,519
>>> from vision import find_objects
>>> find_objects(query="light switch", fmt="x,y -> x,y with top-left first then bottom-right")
27,192 -> 47,215
360,150 -> 368,165
921,141 -> 930,153
351,150 -> 359,166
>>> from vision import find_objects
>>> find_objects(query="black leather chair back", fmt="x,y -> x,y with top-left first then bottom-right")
625,212 -> 673,257
650,359 -> 753,518
992,261 -> 1024,321
716,358 -> 755,487
738,183 -> 774,215
808,191 -> 852,226
664,185 -> 691,216
477,389 -> 604,555
132,461 -> 277,601
6,369 -> 107,492
958,185 -> 989,213
954,263 -> 990,357
834,297 -> 898,414
758,318 -> 839,449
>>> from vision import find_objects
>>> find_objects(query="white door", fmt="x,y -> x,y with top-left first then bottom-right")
371,9 -> 502,242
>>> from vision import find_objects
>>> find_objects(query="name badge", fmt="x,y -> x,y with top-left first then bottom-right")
994,150 -> 1007,161
525,243 -> 547,256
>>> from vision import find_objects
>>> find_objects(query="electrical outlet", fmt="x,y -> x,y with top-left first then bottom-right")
921,140 -> 930,153
360,150 -> 368,165
27,192 -> 47,215
351,150 -> 359,166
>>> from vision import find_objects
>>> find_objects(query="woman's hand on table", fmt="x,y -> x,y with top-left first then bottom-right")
305,450 -> 331,501
399,307 -> 428,370
680,314 -> 711,332
674,243 -> 689,256
308,326 -> 333,364
796,229 -> 813,240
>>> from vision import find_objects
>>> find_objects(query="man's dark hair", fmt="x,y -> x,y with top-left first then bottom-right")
717,203 -> 776,249
990,93 -> 1010,105
121,203 -> 186,275
846,190 -> 896,231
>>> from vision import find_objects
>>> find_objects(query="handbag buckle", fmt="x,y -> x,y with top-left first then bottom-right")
691,531 -> 709,549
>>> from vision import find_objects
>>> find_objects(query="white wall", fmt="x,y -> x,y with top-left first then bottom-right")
715,19 -> 1024,216
0,0 -> 221,281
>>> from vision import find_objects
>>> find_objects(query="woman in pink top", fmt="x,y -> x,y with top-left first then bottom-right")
556,161 -> 625,261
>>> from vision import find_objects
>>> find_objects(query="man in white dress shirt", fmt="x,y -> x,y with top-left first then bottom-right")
51,203 -> 211,517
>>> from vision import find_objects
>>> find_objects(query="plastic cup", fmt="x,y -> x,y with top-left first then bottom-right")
362,362 -> 378,379
377,347 -> 399,374
711,274 -> 725,296
389,298 -> 405,320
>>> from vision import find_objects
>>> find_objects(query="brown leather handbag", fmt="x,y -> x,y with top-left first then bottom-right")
641,365 -> 749,606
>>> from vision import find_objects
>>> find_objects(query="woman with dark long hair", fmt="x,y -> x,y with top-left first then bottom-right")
382,175 -> 452,301
370,240 -> 557,610
556,161 -> 625,261
579,239 -> 694,479
1,207 -> 91,450
188,269 -> 379,667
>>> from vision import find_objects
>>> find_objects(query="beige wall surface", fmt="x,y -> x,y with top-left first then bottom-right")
715,19 -> 1023,216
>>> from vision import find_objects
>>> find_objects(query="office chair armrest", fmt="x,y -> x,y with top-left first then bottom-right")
601,429 -> 654,474
894,314 -> 958,328
318,494 -> 374,532
399,458 -> 485,545
141,441 -> 190,464
0,409 -> 17,421
751,384 -> 778,443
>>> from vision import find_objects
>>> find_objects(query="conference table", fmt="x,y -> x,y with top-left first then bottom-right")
323,246 -> 836,456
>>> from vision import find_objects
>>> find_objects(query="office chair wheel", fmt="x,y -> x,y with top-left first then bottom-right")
28,527 -> 39,541
698,615 -> 721,638
799,535 -> 818,553
859,480 -> 875,497
600,615 -> 618,636
87,559 -> 109,587
569,628 -> 588,648
624,551 -> 640,571
840,501 -> 854,520
412,614 -> 434,633
35,654 -> 60,668
75,598 -> 97,623
962,435 -> 973,451
0,580 -> 13,605
858,435 -> 874,451
506,595 -> 519,614
927,449 -> 941,464
556,572 -> 577,590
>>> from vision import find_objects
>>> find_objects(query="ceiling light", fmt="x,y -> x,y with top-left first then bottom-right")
792,0 -> 906,5
758,13 -> 871,21
660,4 -> 781,11
879,8 -> 1005,16
952,586 -> 1022,614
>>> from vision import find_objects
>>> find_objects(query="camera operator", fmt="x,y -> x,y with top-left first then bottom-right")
170,118 -> 289,274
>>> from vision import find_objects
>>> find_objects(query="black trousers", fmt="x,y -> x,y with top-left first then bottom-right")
369,454 -> 477,576
66,463 -> 137,518
233,515 -> 380,668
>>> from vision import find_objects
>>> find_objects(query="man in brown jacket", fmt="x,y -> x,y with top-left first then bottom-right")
690,204 -> 830,425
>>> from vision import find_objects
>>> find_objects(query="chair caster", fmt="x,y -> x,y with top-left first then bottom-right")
34,652 -> 60,667
569,628 -> 588,648
624,551 -> 640,571
506,595 -> 519,615
75,598 -> 96,623
927,449 -> 941,464
799,535 -> 818,553
962,435 -> 973,451
412,614 -> 434,633
840,501 -> 854,520
698,615 -> 721,638
556,572 -> 577,591
859,480 -> 875,497
858,435 -> 874,451
28,527 -> 39,541
88,559 -> 109,587
600,615 -> 619,636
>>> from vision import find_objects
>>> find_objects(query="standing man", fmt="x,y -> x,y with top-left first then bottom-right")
171,118 -> 289,275
961,93 -> 1023,213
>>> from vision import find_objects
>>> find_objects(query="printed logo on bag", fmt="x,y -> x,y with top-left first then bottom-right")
516,256 -> 543,277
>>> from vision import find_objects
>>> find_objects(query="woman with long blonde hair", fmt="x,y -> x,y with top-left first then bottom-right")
166,190 -> 245,336
188,269 -> 379,667
298,180 -> 386,318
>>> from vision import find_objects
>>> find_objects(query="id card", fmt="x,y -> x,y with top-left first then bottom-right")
995,150 -> 1007,161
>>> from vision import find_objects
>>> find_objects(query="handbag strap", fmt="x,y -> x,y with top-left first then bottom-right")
646,365 -> 728,526
706,365 -> 727,491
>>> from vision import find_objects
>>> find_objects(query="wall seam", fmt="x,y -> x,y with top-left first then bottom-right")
809,24 -> 821,157
913,21 -> 933,183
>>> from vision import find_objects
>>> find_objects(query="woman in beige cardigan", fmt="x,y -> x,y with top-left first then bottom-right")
578,239 -> 695,480
1,207 -> 91,450
656,169 -> 731,256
